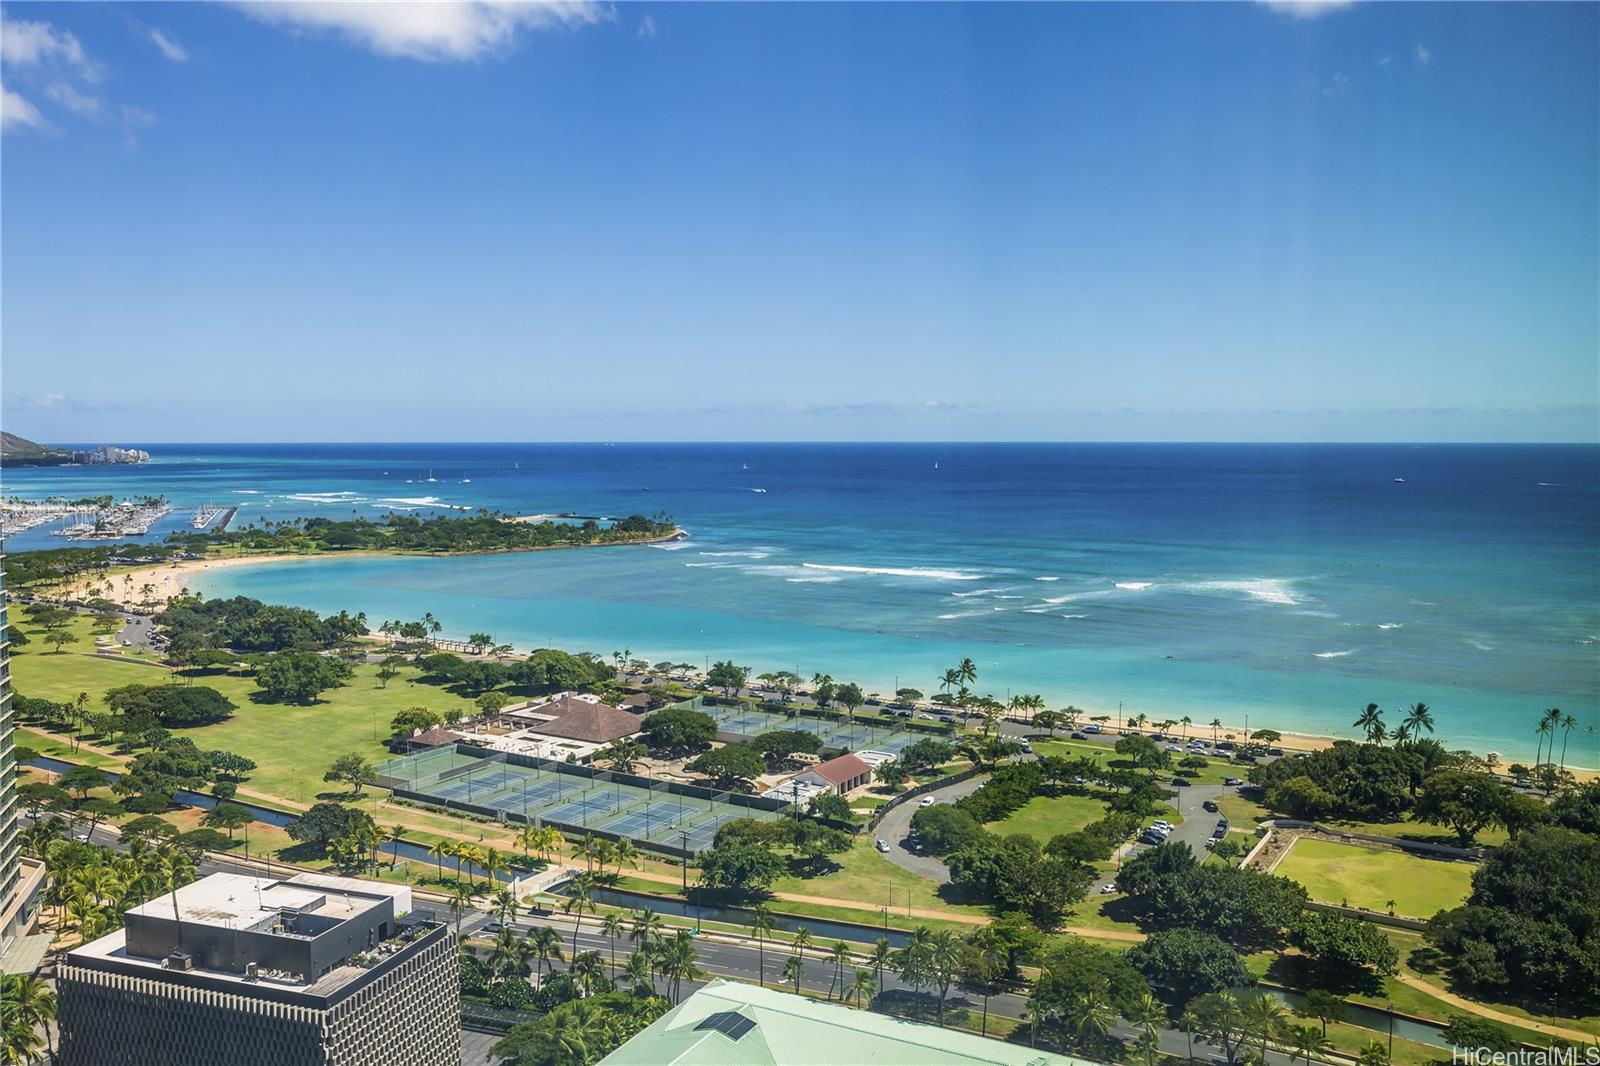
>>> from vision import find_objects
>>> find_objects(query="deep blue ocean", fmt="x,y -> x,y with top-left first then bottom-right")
6,443 -> 1597,762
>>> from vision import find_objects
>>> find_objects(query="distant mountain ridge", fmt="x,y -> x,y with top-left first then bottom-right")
0,432 -> 73,466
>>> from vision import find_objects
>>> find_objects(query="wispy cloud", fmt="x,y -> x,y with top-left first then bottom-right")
46,80 -> 100,117
121,104 -> 157,150
149,28 -> 189,63
4,392 -> 128,414
1322,71 -> 1350,97
230,1 -> 608,62
1258,0 -> 1355,20
1414,43 -> 1432,65
1,84 -> 47,132
637,14 -> 656,39
0,14 -> 95,76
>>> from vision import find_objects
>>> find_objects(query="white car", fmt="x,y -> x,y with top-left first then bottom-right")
1152,820 -> 1175,831
1099,883 -> 1117,894
918,797 -> 937,808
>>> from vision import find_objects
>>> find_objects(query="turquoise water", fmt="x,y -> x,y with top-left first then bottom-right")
8,443 -> 1597,762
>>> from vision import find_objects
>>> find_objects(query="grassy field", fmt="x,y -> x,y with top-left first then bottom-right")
1274,837 -> 1474,918
10,615 -> 478,802
992,792 -> 1119,841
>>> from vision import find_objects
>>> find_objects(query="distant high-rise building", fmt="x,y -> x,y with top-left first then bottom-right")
57,871 -> 458,1066
0,554 -> 47,970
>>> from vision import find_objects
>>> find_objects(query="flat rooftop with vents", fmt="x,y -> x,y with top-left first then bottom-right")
66,872 -> 439,1004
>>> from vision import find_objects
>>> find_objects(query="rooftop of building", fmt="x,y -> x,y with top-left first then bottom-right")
122,871 -> 409,930
524,700 -> 644,744
802,752 -> 872,786
67,872 -> 438,1003
599,980 -> 1093,1066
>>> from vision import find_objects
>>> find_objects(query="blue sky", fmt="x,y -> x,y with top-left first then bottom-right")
2,1 -> 1595,443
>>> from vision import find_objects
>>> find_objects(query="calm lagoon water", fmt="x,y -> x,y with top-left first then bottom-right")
9,443 -> 1597,762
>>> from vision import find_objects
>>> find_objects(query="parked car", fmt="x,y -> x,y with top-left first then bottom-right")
875,839 -> 890,853
1019,741 -> 1032,754
1212,824 -> 1228,838
1070,731 -> 1089,740
1513,778 -> 1533,789
1082,723 -> 1103,734
1223,776 -> 1243,786
1202,800 -> 1219,813
1268,747 -> 1285,756
1234,752 -> 1257,763
937,714 -> 956,723
1099,883 -> 1117,894
1216,740 -> 1236,751
1138,832 -> 1165,845
1152,820 -> 1175,831
918,797 -> 937,808
1165,743 -> 1183,752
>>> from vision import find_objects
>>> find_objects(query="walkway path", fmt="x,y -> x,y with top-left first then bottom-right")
873,773 -> 991,882
1392,972 -> 1595,1043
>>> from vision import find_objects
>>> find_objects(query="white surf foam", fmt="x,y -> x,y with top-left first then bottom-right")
232,489 -> 261,495
1313,649 -> 1354,659
951,587 -> 1005,598
1035,576 -> 1060,582
1061,613 -> 1089,619
648,541 -> 692,551
699,550 -> 772,559
801,563 -> 982,581
1184,578 -> 1299,606
288,491 -> 367,503
379,496 -> 446,506
1377,623 -> 1403,630
1115,581 -> 1154,591
785,575 -> 842,584
1466,639 -> 1495,652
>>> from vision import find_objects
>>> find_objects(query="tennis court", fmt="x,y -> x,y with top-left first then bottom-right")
374,744 -> 790,854
698,700 -> 922,755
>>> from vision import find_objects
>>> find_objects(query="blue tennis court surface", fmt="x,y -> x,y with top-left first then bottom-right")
682,810 -> 751,848
430,769 -> 525,801
483,778 -> 570,811
542,791 -> 630,825
600,799 -> 701,837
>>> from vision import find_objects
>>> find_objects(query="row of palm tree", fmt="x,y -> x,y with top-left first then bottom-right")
1,974 -> 57,1066
1534,706 -> 1582,774
1351,702 -> 1436,745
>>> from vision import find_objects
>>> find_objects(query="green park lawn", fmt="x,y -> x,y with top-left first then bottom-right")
992,792 -> 1119,841
10,615 -> 478,803
1273,836 -> 1474,919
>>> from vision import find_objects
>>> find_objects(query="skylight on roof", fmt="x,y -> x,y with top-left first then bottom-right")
695,1010 -> 757,1041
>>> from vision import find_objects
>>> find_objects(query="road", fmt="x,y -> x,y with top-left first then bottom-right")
873,773 -> 990,882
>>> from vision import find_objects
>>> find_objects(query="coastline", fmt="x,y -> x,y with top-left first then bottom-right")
97,551 -> 1353,755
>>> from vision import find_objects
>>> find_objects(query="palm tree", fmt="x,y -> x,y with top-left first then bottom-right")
957,657 -> 977,690
488,926 -> 533,981
1128,991 -> 1168,1066
827,940 -> 851,1000
781,954 -> 805,994
562,872 -> 596,959
1402,702 -> 1434,739
850,967 -> 874,1010
600,912 -> 626,978
609,839 -> 641,877
630,909 -> 665,959
1180,714 -> 1193,740
1210,717 -> 1223,742
1558,711 -> 1578,772
570,950 -> 606,997
529,925 -> 565,979
624,948 -> 654,996
927,928 -> 963,1027
1243,993 -> 1289,1062
750,905 -> 776,987
542,1000 -> 601,1065
2,973 -> 57,1062
1353,703 -> 1387,745
870,936 -> 893,995
1067,989 -> 1118,1051
1180,1008 -> 1201,1061
791,925 -> 812,960
1287,1023 -> 1334,1066
1357,1040 -> 1391,1066
492,887 -> 519,927
448,882 -> 477,940
965,926 -> 1006,1036
659,930 -> 702,1004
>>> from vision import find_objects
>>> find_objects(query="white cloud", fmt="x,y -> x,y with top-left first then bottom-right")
0,14 -> 96,80
231,1 -> 608,62
1415,43 -> 1431,65
637,15 -> 655,39
1258,0 -> 1355,19
1,84 -> 48,132
1322,71 -> 1350,97
121,104 -> 157,150
149,28 -> 189,62
46,80 -> 100,117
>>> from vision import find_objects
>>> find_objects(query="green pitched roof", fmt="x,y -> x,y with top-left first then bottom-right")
601,980 -> 1096,1066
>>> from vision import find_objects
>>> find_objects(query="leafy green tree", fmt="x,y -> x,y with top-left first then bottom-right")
686,743 -> 766,791
1413,770 -> 1511,846
255,650 -> 354,703
323,752 -> 378,794
200,802 -> 255,840
696,842 -> 785,896
1126,928 -> 1255,1003
640,706 -> 717,755
909,805 -> 985,855
390,706 -> 442,737
705,660 -> 750,698
288,801 -> 376,854
1294,988 -> 1349,1036
106,684 -> 237,727
1290,910 -> 1399,987
1440,1014 -> 1518,1053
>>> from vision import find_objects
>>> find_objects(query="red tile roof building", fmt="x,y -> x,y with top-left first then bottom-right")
794,753 -> 873,795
